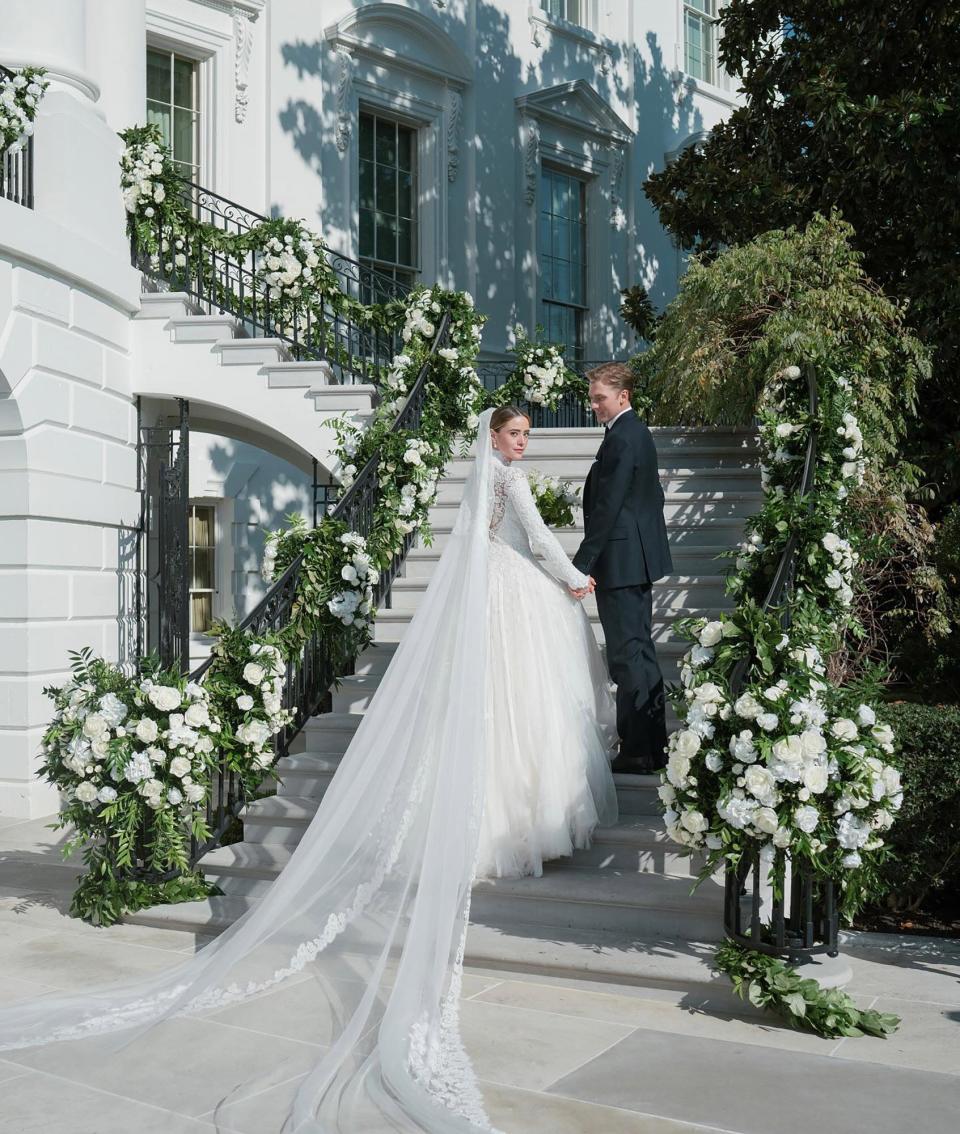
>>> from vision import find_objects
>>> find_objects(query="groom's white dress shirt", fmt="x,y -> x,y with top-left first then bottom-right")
605,407 -> 633,431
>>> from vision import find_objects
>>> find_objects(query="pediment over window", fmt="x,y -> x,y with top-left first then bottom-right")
325,3 -> 472,88
516,80 -> 632,144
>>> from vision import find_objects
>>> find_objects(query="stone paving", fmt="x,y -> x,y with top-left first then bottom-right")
0,814 -> 958,1133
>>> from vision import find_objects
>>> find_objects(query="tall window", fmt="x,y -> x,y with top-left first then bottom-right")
146,47 -> 200,182
684,1 -> 733,90
188,504 -> 216,634
541,0 -> 586,27
359,112 -> 418,297
539,167 -> 587,360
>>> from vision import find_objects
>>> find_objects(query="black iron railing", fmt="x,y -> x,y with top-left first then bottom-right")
722,363 -> 838,960
179,313 -> 452,867
477,359 -> 620,428
0,65 -> 35,209
131,181 -> 410,384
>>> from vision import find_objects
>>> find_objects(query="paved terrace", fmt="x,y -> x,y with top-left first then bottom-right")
0,814 -> 958,1134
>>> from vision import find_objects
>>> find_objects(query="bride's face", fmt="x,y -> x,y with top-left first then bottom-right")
491,417 -> 530,462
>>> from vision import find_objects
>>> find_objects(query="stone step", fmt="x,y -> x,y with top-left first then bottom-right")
434,468 -> 761,504
311,384 -> 378,414
264,360 -> 336,389
214,337 -> 292,366
130,861 -> 721,944
427,494 -> 763,529
400,544 -> 733,580
386,574 -> 729,617
136,291 -> 202,320
452,427 -> 756,458
168,313 -> 241,344
416,518 -> 749,553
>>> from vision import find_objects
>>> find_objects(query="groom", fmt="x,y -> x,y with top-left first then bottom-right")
571,363 -> 672,773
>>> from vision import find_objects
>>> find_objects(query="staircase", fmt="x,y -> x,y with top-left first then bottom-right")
133,292 -> 376,475
128,424 -> 762,998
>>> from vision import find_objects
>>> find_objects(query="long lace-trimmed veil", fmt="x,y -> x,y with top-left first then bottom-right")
0,410 -> 502,1133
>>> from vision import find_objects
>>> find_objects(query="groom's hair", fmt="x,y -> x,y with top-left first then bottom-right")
587,361 -> 634,395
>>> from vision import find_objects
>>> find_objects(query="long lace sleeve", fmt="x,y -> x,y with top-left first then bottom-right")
506,469 -> 590,589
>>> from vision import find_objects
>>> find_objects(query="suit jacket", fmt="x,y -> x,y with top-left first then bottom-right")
572,411 -> 673,588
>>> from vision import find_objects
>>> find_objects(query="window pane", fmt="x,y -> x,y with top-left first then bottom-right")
397,217 -> 415,267
190,507 -> 214,548
378,164 -> 397,215
359,208 -> 375,258
376,119 -> 396,166
376,212 -> 397,263
191,548 -> 214,591
173,56 -> 194,109
359,113 -> 374,161
397,127 -> 414,172
398,170 -> 414,218
553,216 -> 570,262
146,101 -> 171,148
191,591 -> 213,634
359,159 -> 375,211
173,107 -> 196,168
146,49 -> 170,102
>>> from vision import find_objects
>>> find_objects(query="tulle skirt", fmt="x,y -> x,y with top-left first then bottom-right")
475,541 -> 619,879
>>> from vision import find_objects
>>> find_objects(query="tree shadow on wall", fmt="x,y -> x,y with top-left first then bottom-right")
275,2 -> 705,353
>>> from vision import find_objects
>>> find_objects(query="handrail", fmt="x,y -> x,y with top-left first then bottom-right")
131,178 -> 410,383
0,63 -> 36,210
722,362 -> 837,961
176,313 -> 453,869
477,358 -> 627,428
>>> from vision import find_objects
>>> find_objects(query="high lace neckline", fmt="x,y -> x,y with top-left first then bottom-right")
492,451 -> 511,467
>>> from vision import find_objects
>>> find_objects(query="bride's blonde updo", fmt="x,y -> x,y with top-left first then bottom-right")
490,404 -> 531,432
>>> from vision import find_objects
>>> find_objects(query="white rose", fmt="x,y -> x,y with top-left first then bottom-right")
75,781 -> 98,803
148,685 -> 183,712
803,764 -> 829,794
169,756 -> 192,778
184,702 -> 210,728
705,750 -> 723,772
842,852 -> 862,869
97,786 -> 118,804
871,723 -> 894,746
856,703 -> 877,727
699,621 -> 724,647
243,662 -> 265,687
236,694 -> 254,711
674,730 -> 702,759
756,712 -> 779,732
799,730 -> 827,759
744,765 -> 778,805
693,682 -> 724,704
831,718 -> 859,742
794,804 -> 820,833
657,783 -> 676,804
82,714 -> 109,739
734,693 -> 762,720
666,752 -> 691,788
135,717 -> 159,743
754,807 -> 780,835
680,810 -> 708,834
183,781 -> 205,804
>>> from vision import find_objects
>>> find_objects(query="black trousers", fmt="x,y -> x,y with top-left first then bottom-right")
595,583 -> 667,769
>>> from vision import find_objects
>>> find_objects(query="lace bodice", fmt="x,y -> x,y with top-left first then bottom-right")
488,459 -> 589,590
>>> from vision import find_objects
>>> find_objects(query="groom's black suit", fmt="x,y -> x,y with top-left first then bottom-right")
573,410 -> 672,770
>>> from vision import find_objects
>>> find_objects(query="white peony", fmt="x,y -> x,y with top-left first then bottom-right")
831,718 -> 859,741
236,694 -> 254,711
744,764 -> 779,805
673,730 -> 702,759
658,783 -> 676,804
680,810 -> 709,834
734,693 -> 762,720
794,804 -> 820,833
756,712 -> 779,732
82,713 -> 109,739
134,717 -> 159,743
753,807 -> 780,835
167,787 -> 183,806
699,621 -> 724,647
183,779 -> 205,804
705,750 -> 724,773
148,685 -> 183,712
802,764 -> 829,794
666,752 -> 691,788
184,702 -> 210,728
97,786 -> 118,804
75,781 -> 98,803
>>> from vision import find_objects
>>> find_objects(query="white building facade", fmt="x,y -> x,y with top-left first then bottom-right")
0,0 -> 737,817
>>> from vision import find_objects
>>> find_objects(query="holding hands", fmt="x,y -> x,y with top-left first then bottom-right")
568,576 -> 596,601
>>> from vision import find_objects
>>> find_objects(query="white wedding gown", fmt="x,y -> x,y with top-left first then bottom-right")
0,410 -> 618,1134
478,455 -> 618,878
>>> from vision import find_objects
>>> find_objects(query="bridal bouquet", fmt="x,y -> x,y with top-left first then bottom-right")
528,470 -> 580,528
0,67 -> 47,157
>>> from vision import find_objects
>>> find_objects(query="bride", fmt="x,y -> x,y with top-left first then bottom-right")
0,407 -> 618,1134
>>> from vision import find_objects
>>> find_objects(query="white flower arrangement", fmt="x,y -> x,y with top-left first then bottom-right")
661,363 -> 903,903
328,531 -> 379,629
120,134 -> 169,217
0,68 -> 47,157
520,344 -> 567,405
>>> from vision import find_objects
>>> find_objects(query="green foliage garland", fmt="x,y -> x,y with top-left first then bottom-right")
715,939 -> 899,1039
